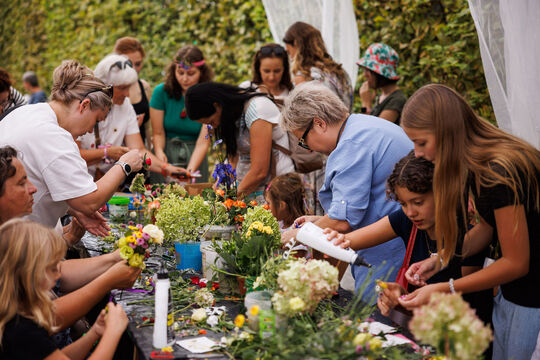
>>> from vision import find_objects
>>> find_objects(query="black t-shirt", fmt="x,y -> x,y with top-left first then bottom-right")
371,89 -> 407,124
469,165 -> 540,307
0,316 -> 58,359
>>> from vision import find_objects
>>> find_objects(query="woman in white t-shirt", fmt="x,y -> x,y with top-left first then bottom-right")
0,60 -> 142,232
240,43 -> 293,101
78,54 -> 186,180
185,82 -> 294,201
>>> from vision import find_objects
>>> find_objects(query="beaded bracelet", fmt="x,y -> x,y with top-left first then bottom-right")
449,278 -> 456,294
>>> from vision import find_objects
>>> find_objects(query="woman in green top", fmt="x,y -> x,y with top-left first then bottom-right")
150,45 -> 214,182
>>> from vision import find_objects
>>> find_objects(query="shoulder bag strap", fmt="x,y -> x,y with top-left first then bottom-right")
395,224 -> 418,289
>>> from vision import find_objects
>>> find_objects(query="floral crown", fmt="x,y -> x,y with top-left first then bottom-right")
175,58 -> 205,70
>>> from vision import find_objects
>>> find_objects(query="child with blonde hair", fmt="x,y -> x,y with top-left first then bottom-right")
0,219 -> 128,359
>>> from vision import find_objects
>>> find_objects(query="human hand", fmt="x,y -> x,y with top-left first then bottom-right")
398,283 -> 446,310
74,211 -> 110,237
405,256 -> 439,287
107,146 -> 130,161
322,228 -> 349,248
293,215 -> 322,227
62,217 -> 86,246
103,261 -> 142,290
91,309 -> 107,337
377,282 -> 407,316
155,149 -> 168,163
359,81 -> 375,108
166,164 -> 190,178
119,149 -> 143,172
281,228 -> 299,247
103,302 -> 128,336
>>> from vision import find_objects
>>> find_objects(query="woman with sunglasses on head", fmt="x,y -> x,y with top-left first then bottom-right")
185,82 -> 294,201
0,60 -> 142,234
150,45 -> 213,183
240,43 -> 293,100
283,21 -> 353,111
78,54 -> 186,181
114,37 -> 152,145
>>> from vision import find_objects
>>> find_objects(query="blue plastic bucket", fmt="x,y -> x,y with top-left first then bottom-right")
174,242 -> 202,271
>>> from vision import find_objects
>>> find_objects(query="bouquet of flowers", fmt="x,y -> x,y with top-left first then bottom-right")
155,194 -> 211,245
242,205 -> 280,244
409,292 -> 492,360
116,224 -> 164,269
271,258 -> 339,317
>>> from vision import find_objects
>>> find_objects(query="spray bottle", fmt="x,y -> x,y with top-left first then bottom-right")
152,262 -> 176,348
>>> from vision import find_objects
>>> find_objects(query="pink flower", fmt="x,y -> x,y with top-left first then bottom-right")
129,242 -> 136,249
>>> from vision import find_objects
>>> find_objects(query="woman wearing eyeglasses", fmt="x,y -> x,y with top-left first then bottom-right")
283,21 -> 353,111
185,82 -> 294,201
240,43 -> 293,100
78,54 -> 186,181
0,60 -> 142,232
114,37 -> 152,146
150,45 -> 214,183
279,82 -> 411,301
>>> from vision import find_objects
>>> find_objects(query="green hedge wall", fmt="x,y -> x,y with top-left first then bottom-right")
0,0 -> 494,122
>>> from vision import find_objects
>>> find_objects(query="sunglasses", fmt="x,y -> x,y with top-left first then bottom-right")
109,59 -> 133,70
298,120 -> 314,150
260,45 -> 285,56
81,85 -> 114,101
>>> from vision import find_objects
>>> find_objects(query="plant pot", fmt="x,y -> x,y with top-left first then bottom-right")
236,276 -> 257,296
174,242 -> 202,271
201,241 -> 225,281
202,225 -> 236,241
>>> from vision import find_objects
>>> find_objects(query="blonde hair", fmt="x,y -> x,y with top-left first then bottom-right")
402,84 -> 540,265
0,219 -> 66,344
50,60 -> 112,110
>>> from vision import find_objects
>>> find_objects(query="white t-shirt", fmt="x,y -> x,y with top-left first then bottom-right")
0,103 -> 97,227
78,98 -> 139,176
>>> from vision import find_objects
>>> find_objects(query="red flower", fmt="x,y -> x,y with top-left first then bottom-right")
181,109 -> 187,118
249,200 -> 258,207
190,276 -> 200,285
145,157 -> 152,166
212,282 -> 220,290
198,281 -> 207,288
198,329 -> 207,335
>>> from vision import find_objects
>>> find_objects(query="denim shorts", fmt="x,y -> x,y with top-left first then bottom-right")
492,290 -> 540,360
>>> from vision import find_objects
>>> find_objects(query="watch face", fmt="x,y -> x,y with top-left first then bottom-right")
124,163 -> 132,174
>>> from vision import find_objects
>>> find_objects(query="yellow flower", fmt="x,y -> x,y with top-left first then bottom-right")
161,346 -> 173,353
167,313 -> 174,326
368,337 -> 383,350
128,226 -> 139,231
376,279 -> 388,289
119,245 -> 134,260
118,237 -> 127,247
135,231 -> 143,238
126,235 -> 136,243
128,253 -> 144,268
289,296 -> 305,312
249,305 -> 260,316
246,230 -> 252,238
263,226 -> 273,235
353,332 -> 372,346
234,314 -> 245,328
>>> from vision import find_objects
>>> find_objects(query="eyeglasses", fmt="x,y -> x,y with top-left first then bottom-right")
81,85 -> 114,101
298,120 -> 314,150
260,45 -> 285,56
109,59 -> 133,71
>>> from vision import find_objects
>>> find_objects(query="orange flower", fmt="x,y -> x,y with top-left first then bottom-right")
223,199 -> 234,209
234,200 -> 246,208
234,215 -> 244,222
148,200 -> 161,210
249,200 -> 258,206
262,204 -> 270,210
198,329 -> 207,335
216,189 -> 225,197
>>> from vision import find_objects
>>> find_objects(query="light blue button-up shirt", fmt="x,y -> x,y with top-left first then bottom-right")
319,114 -> 413,301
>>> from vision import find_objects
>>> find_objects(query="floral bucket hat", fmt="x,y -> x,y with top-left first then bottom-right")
356,43 -> 400,80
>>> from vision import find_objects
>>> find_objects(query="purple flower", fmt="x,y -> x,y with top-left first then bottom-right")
129,242 -> 137,249
136,224 -> 143,230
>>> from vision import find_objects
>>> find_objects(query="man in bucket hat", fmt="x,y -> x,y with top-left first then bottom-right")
357,43 -> 407,124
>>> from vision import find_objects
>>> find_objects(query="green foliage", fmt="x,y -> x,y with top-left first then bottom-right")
354,0 -> 494,121
242,205 -> 280,245
0,0 -> 493,123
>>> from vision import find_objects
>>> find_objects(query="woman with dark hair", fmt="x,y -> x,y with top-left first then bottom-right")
185,82 -> 294,200
150,45 -> 214,182
357,43 -> 407,124
283,21 -> 353,111
0,68 -> 26,117
241,43 -> 293,100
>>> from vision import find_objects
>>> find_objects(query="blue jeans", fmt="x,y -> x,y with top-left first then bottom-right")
492,291 -> 540,360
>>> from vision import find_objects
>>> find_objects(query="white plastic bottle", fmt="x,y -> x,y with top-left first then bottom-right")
152,263 -> 176,348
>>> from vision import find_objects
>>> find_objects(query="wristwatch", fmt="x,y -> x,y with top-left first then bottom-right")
115,161 -> 132,177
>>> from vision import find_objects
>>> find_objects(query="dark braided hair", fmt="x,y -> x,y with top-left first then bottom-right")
0,146 -> 18,196
386,151 -> 434,201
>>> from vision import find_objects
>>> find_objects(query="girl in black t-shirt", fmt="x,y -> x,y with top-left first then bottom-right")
0,219 -> 128,360
399,84 -> 540,360
324,152 -> 490,321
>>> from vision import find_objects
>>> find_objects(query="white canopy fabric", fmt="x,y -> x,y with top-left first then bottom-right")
468,0 -> 540,148
262,0 -> 359,88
